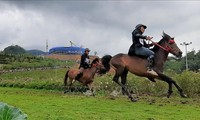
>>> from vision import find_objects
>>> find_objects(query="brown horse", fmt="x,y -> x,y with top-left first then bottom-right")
101,32 -> 187,102
64,58 -> 104,95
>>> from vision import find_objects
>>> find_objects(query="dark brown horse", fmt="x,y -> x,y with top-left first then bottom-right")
101,32 -> 187,102
64,58 -> 104,95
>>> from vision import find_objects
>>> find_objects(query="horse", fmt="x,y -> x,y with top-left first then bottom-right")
100,32 -> 187,102
64,58 -> 104,96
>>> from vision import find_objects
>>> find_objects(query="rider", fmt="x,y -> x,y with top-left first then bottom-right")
75,48 -> 91,80
128,24 -> 157,76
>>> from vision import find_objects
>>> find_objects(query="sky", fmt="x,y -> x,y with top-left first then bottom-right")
0,0 -> 200,56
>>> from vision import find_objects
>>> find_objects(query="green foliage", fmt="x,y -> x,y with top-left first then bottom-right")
164,58 -> 184,73
165,50 -> 200,73
175,71 -> 200,97
0,102 -> 27,120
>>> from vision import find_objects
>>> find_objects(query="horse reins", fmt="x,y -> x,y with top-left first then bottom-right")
148,39 -> 174,53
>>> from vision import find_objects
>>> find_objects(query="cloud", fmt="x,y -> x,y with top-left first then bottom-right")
0,1 -> 200,56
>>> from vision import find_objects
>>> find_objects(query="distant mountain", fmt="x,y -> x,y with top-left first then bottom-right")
26,49 -> 47,56
2,45 -> 47,56
3,45 -> 26,55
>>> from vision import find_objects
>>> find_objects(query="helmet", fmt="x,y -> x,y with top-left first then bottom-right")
135,24 -> 147,29
85,48 -> 90,52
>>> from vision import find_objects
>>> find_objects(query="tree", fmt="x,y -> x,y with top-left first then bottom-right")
164,50 -> 200,72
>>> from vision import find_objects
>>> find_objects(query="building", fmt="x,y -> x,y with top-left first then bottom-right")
47,46 -> 97,61
49,46 -> 85,55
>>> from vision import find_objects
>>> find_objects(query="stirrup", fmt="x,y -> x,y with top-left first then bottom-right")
147,69 -> 158,76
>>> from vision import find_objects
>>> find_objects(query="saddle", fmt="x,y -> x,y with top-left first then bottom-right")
128,48 -> 154,59
128,50 -> 147,59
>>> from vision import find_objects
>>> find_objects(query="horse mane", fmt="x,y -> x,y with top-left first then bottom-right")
91,58 -> 99,65
152,32 -> 172,52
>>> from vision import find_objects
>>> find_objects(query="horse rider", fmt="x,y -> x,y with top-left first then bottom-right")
75,48 -> 91,80
128,24 -> 157,76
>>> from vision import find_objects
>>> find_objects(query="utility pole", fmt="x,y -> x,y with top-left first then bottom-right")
70,41 -> 77,47
46,39 -> 48,55
180,42 -> 192,70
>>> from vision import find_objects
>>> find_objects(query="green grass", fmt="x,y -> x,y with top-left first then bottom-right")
0,68 -> 67,90
0,87 -> 200,120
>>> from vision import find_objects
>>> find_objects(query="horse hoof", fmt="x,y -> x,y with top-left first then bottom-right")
122,92 -> 126,96
131,98 -> 137,102
180,93 -> 187,98
167,94 -> 171,98
64,90 -> 67,94
167,91 -> 173,98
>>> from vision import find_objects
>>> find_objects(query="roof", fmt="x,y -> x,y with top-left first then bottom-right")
49,46 -> 85,55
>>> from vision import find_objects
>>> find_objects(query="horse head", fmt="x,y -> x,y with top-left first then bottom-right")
161,32 -> 183,58
91,58 -> 105,70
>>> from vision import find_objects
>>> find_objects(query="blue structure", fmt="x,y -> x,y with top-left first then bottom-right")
49,46 -> 85,55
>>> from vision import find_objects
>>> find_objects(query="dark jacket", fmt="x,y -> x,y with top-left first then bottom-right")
128,28 -> 149,55
79,53 -> 90,69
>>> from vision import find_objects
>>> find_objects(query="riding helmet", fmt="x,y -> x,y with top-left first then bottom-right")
135,24 -> 147,29
85,48 -> 90,52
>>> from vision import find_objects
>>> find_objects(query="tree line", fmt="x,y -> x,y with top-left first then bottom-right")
165,50 -> 200,73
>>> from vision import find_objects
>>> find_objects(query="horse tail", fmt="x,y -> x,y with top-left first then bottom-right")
100,55 -> 112,74
64,70 -> 69,86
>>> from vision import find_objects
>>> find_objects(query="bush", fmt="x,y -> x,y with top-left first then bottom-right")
175,71 -> 200,97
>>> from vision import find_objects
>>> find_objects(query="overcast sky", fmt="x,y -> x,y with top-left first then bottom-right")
0,1 -> 200,56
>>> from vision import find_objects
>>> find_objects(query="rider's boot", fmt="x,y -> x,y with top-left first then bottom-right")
147,55 -> 158,76
75,72 -> 83,81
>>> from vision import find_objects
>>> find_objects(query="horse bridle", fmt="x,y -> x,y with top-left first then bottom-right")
149,39 -> 175,53
92,62 -> 101,67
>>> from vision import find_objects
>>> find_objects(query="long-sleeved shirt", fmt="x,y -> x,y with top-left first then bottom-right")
79,53 -> 90,69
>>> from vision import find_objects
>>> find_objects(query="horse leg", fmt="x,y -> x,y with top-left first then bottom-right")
87,81 -> 95,96
113,67 -> 137,102
64,70 -> 69,93
121,69 -> 128,95
147,77 -> 156,82
113,75 -> 137,102
68,78 -> 76,92
158,73 -> 187,98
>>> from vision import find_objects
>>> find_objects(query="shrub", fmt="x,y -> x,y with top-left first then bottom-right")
175,71 -> 200,97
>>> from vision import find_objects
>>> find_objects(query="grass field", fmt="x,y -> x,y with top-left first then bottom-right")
1,87 -> 200,120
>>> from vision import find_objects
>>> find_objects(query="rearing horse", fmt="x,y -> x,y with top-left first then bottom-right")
101,32 -> 187,102
64,58 -> 104,95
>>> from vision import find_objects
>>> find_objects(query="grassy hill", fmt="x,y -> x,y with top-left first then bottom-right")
2,45 -> 46,56
0,53 -> 75,70
26,49 -> 47,56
